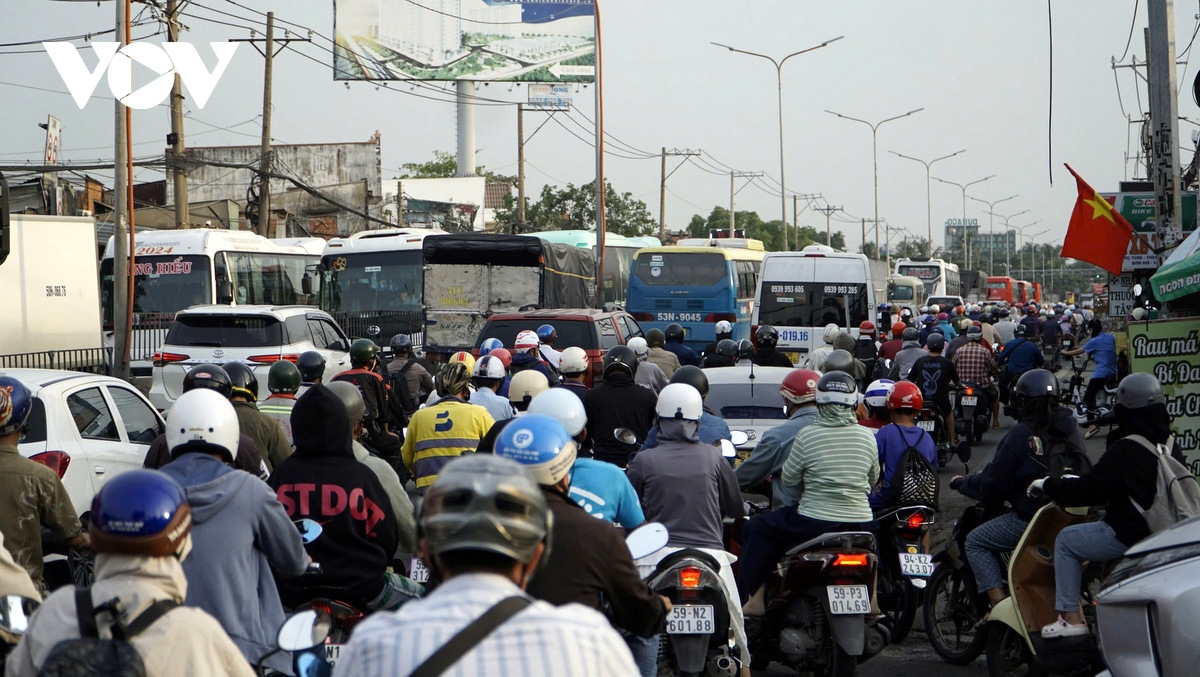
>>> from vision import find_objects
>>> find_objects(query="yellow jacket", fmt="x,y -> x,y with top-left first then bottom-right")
402,398 -> 494,490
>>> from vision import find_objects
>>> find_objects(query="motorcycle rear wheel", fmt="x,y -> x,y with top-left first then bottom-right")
831,646 -> 858,677
923,564 -> 987,665
880,577 -> 917,644
986,625 -> 1046,677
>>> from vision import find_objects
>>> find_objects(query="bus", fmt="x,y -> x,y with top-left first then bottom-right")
987,276 -> 1018,304
752,245 -> 876,363
524,230 -> 660,306
316,227 -> 447,348
894,257 -> 962,298
100,229 -> 322,374
626,238 -> 765,350
1016,280 -> 1034,304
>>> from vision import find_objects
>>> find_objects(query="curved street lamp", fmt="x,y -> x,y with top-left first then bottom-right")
890,149 -> 965,256
933,174 -> 994,268
967,193 -> 1017,273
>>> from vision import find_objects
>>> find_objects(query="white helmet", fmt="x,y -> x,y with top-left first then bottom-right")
655,383 -> 703,421
508,369 -> 551,408
558,346 -> 589,375
822,323 -> 840,344
715,320 -> 733,336
514,330 -> 540,351
864,379 -> 895,409
526,387 -> 587,437
166,388 -> 239,462
627,336 -> 650,359
472,354 -> 507,379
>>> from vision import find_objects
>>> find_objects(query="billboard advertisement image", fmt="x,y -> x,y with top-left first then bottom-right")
334,0 -> 596,82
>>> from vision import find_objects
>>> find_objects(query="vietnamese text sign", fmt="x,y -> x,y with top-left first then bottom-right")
1101,192 -> 1198,270
527,83 -> 571,109
1127,318 -> 1200,468
1106,272 -> 1137,320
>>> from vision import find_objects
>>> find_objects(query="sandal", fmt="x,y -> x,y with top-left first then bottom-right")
1084,428 -> 1100,440
1042,615 -> 1089,639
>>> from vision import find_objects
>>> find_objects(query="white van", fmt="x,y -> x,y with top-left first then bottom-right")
752,245 -> 876,363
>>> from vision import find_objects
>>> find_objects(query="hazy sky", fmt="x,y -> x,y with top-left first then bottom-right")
2,1 -> 1196,257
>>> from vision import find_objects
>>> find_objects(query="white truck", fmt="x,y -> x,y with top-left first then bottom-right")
0,214 -> 105,370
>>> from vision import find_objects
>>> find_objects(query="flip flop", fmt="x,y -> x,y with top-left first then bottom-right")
1084,428 -> 1100,440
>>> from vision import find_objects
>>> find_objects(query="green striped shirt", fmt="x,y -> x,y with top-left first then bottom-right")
782,406 -> 880,522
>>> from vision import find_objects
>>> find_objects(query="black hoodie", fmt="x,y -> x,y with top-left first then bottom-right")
270,385 -> 398,609
582,373 -> 657,467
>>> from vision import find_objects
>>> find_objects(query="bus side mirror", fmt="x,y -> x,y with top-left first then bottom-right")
301,274 -> 313,296
217,280 -> 234,305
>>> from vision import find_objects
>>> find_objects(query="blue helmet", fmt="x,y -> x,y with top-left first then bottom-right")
535,324 -> 557,341
90,470 -> 193,557
494,414 -> 577,486
480,337 -> 504,356
390,334 -> 413,355
0,377 -> 33,437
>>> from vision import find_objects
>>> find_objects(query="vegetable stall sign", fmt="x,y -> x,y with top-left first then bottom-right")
1127,318 -> 1200,470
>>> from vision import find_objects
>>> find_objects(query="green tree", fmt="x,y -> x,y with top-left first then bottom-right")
685,207 -> 845,252
497,180 -> 657,238
397,150 -> 517,184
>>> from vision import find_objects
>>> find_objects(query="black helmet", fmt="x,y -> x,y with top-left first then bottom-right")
715,339 -> 738,357
966,326 -> 983,342
669,365 -> 709,398
182,364 -> 232,398
390,334 -> 413,356
222,361 -> 259,400
823,348 -> 855,375
901,327 -> 919,342
1015,369 -> 1059,401
296,351 -> 326,382
602,345 -> 638,378
755,325 -> 779,349
1014,323 -> 1027,337
349,338 -> 378,368
737,339 -> 755,360
665,323 -> 685,343
646,328 -> 666,348
815,371 -> 858,406
267,360 -> 302,394
926,333 -> 946,352
1116,372 -> 1165,409
980,313 -> 994,324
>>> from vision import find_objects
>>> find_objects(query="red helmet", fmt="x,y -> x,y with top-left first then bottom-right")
887,381 -> 923,411
489,348 -> 513,370
858,321 -> 876,336
780,369 -> 822,405
972,320 -> 982,327
890,321 -> 906,337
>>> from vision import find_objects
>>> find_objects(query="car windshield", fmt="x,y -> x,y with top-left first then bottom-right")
100,256 -> 211,329
706,380 -> 787,421
476,319 -> 596,351
164,314 -> 283,348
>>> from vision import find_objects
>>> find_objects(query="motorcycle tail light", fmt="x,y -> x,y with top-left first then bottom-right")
680,566 -> 702,588
29,451 -> 71,479
906,513 -> 927,529
833,553 -> 869,567
964,387 -> 975,395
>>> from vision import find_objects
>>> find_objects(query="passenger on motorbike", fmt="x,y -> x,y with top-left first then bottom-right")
1061,319 -> 1118,440
980,311 -> 1003,346
995,323 -> 1044,406
948,369 -> 1085,611
663,323 -> 701,367
907,333 -> 960,447
640,366 -> 731,449
645,328 -> 682,378
468,355 -> 517,422
889,327 -> 927,381
877,322 -> 906,361
734,369 -> 822,510
937,312 -> 959,340
858,378 -> 895,429
556,346 -> 591,398
627,337 -> 669,393
700,339 -> 739,368
804,324 -> 840,371
510,330 -> 558,383
582,347 -> 657,468
869,382 -> 938,510
952,326 -> 1000,428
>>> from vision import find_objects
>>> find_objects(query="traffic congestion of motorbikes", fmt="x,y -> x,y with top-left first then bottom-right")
0,297 -> 1194,677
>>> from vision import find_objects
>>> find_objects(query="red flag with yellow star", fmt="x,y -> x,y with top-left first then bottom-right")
1061,164 -> 1135,276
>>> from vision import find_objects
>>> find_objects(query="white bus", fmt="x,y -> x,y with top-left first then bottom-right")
100,229 -> 321,374
528,230 -> 660,306
894,257 -> 962,298
752,245 -> 876,363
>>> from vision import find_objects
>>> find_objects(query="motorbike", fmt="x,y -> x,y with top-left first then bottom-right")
747,531 -> 887,676
288,519 -> 368,669
955,381 -> 992,448
257,608 -> 334,677
916,403 -> 953,467
873,505 -> 936,643
0,594 -> 39,674
1060,356 -> 1117,427
923,502 -> 994,665
646,548 -> 739,677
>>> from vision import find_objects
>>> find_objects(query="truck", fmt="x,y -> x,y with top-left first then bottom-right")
0,215 -> 105,370
421,233 -> 596,354
886,274 -> 924,313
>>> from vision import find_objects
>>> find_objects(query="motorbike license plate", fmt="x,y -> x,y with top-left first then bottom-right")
410,557 -> 430,584
916,420 -> 936,432
961,396 -> 978,406
827,585 -> 871,615
666,605 -> 715,634
325,643 -> 345,666
899,553 -> 935,577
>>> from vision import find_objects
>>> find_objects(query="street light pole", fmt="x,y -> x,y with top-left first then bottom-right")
1011,220 -> 1042,275
890,149 -> 965,256
714,37 -> 843,235
826,107 -> 925,259
985,209 -> 1031,274
932,174 -> 993,269
966,193 -> 1017,274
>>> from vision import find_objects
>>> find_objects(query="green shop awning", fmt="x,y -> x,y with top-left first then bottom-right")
1151,226 -> 1200,301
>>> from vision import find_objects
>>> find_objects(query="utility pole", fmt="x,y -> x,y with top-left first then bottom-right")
728,170 -> 764,235
1147,0 -> 1184,257
814,205 -> 843,247
112,0 -> 130,379
167,0 -> 188,229
658,148 -> 699,238
518,104 -> 526,226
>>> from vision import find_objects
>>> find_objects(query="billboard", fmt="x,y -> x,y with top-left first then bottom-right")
333,0 -> 596,82
1126,318 -> 1200,468
1100,192 -> 1198,270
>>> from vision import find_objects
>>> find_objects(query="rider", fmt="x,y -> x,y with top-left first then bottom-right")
556,346 -> 592,398
223,361 -> 292,472
663,323 -> 700,367
475,370 -> 551,454
640,366 -> 732,449
995,323 -> 1045,408
644,328 -> 681,378
7,471 -> 255,677
700,338 -> 738,368
1019,304 -> 1043,339
993,307 -> 1018,343
257,359 -> 301,447
889,327 -> 927,381
511,330 -> 557,382
468,354 -> 517,422
386,335 -> 434,418
536,323 -> 562,371
854,321 -> 882,380
752,325 -> 794,367
936,312 -> 958,340
952,325 -> 1000,429
948,369 -> 1086,613
402,362 -> 495,492
736,339 -> 756,364
980,311 -> 1002,346
627,336 -> 669,393
869,382 -> 938,510
735,369 -> 822,510
877,321 -> 906,361
858,378 -> 895,429
294,350 -> 326,399
918,315 -> 940,346
156,389 -> 308,673
703,319 -> 735,357
907,332 -> 960,447
805,323 -> 839,371
582,346 -> 657,468
1061,318 -> 1118,440
334,339 -> 403,457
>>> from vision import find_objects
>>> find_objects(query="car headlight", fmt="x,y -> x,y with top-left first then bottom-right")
1103,542 -> 1200,591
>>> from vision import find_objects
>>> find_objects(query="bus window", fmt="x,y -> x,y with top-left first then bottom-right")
634,253 -> 727,287
100,255 -> 210,328
757,282 -> 870,330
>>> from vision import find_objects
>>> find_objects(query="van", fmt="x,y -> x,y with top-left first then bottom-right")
752,245 -> 876,363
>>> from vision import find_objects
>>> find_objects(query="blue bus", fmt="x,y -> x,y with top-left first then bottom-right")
626,239 -> 766,351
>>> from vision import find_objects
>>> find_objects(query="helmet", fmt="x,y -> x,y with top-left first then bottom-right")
166,389 -> 239,462
655,383 -> 703,420
890,322 -> 906,337
558,347 -> 588,375
535,324 -> 557,342
0,377 -> 34,436
900,307 -> 913,318
781,369 -> 821,405
90,470 -> 192,557
737,339 -> 755,360
1014,323 -> 1027,337
182,364 -> 232,398
925,333 -> 946,352
479,337 -> 504,356
349,338 -> 378,368
489,348 -> 513,370
1015,369 -> 1059,401
937,312 -> 949,322
514,330 -> 540,352
508,369 -> 550,408
887,381 -> 924,411
901,327 -> 919,342
1116,372 -> 1166,409
715,339 -> 738,357
327,381 -> 366,432
858,321 -> 876,336
267,360 -> 301,395
822,324 -> 840,344
864,379 -> 895,409
715,320 -> 733,339
494,414 -> 578,486
929,304 -> 940,314
755,325 -> 779,349
627,337 -> 650,359
223,361 -> 259,400
472,354 -> 507,380
646,328 -> 666,348
669,365 -> 709,398
816,372 -> 858,407
449,351 -> 476,374
420,454 -> 549,564
823,349 -> 855,375
526,388 -> 587,437
922,316 -> 937,326
296,351 -> 326,382
602,345 -> 637,378
981,313 -> 994,324
665,323 -> 685,343
390,334 -> 413,356
966,326 -> 983,342
436,362 -> 473,397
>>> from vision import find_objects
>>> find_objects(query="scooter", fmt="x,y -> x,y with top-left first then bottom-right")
916,404 -> 953,467
873,505 -> 936,643
0,594 -> 39,674
955,381 -> 992,448
288,519 -> 368,669
646,548 -> 739,677
922,502 -> 995,665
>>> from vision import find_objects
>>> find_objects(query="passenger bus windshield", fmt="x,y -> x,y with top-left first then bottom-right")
888,283 -> 916,301
319,250 -> 424,313
219,252 -> 317,307
633,253 -> 727,287
757,281 -> 870,329
897,264 -> 942,295
100,255 -> 211,329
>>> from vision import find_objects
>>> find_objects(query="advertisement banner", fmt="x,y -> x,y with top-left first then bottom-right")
1100,192 -> 1198,270
333,0 -> 596,82
1126,318 -> 1200,470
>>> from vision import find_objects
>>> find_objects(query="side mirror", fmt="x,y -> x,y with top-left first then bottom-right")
295,518 -> 323,544
718,439 -> 737,458
217,280 -> 234,305
625,522 -> 669,560
957,440 -> 973,464
729,430 -> 750,447
276,610 -> 332,652
614,427 -> 639,446
0,595 -> 39,636
301,274 -> 313,296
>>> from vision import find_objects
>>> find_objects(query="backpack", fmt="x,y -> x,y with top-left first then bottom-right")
390,360 -> 421,415
1126,435 -> 1200,533
886,426 -> 940,509
39,589 -> 179,677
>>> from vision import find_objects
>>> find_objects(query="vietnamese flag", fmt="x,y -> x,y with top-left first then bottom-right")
1061,164 -> 1135,276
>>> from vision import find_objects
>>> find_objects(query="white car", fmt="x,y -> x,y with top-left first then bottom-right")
149,305 -> 352,410
702,365 -> 795,454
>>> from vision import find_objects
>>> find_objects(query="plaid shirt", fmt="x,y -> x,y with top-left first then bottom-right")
952,341 -> 996,386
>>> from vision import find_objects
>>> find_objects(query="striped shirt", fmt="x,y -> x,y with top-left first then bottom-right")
333,573 -> 638,677
782,406 -> 880,523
